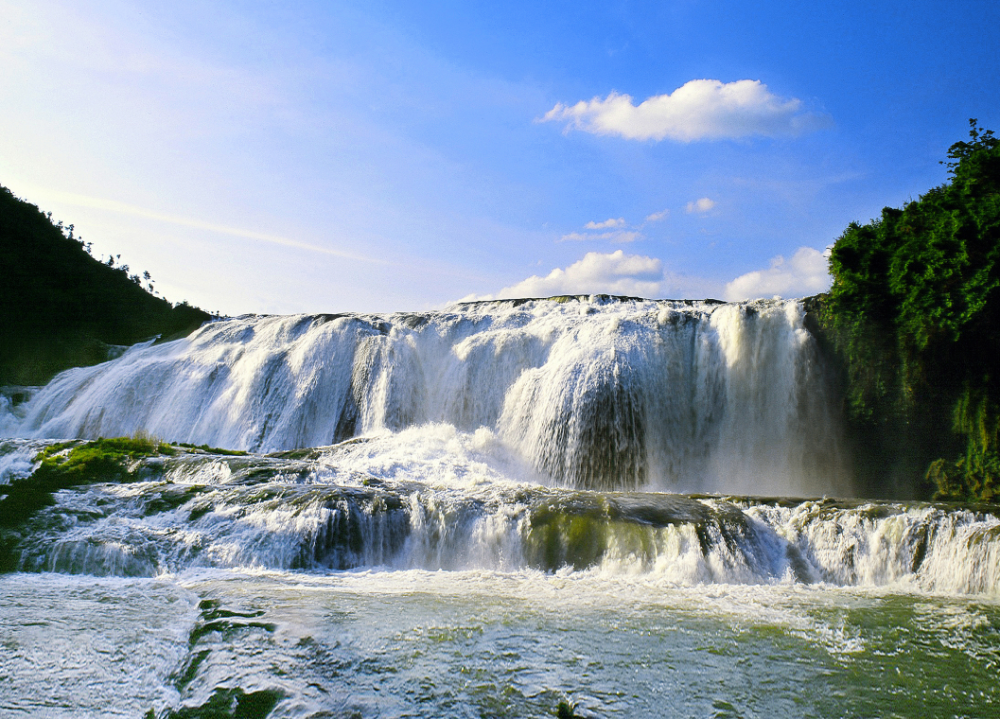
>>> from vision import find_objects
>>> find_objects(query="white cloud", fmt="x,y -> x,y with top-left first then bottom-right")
585,217 -> 626,230
464,250 -> 668,300
541,79 -> 831,142
724,247 -> 831,301
645,209 -> 669,222
685,197 -> 716,214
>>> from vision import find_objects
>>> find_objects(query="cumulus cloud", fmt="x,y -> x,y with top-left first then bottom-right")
685,197 -> 715,214
541,79 -> 831,142
645,209 -> 669,222
585,217 -> 626,230
724,247 -> 831,301
464,250 -> 668,300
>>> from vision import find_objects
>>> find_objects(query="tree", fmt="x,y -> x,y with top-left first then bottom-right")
820,120 -> 1000,501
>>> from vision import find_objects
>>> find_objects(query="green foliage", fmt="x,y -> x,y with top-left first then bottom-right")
927,388 -> 1000,502
0,184 -> 212,384
819,120 -> 1000,501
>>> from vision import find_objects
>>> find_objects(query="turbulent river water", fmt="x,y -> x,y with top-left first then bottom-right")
1,297 -> 998,718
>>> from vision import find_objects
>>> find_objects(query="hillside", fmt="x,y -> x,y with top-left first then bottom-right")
0,185 -> 211,386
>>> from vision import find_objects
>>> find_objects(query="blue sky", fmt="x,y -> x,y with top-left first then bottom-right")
2,0 -> 997,314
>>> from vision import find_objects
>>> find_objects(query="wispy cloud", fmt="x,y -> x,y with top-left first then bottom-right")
561,216 -> 640,243
645,209 -> 669,222
685,197 -> 716,214
36,189 -> 388,265
541,79 -> 831,142
724,246 -> 831,300
558,232 -> 592,242
559,229 -> 639,243
584,217 -> 625,230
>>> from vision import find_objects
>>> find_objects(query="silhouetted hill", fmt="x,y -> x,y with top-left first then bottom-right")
0,185 -> 211,385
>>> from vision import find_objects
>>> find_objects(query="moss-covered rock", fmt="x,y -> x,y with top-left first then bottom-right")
0,437 -> 180,569
158,688 -> 282,719
0,437 -> 173,528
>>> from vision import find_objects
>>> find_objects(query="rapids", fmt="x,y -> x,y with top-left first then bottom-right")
1,436 -> 998,594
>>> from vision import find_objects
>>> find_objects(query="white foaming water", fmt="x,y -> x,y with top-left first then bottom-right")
0,438 -> 43,485
7,439 -> 998,596
9,297 -> 847,496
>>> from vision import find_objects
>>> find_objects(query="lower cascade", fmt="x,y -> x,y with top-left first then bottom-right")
2,437 -> 998,595
2,297 -> 998,596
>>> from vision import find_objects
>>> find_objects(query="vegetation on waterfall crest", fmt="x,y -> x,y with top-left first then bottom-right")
817,120 -> 1000,502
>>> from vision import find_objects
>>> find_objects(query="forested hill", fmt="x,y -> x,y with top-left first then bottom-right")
811,120 -> 999,503
0,185 -> 211,386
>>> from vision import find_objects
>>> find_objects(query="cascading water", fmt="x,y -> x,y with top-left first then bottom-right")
3,437 -> 998,595
10,297 -> 847,496
3,296 -> 999,718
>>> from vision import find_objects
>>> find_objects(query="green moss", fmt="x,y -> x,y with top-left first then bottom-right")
0,437 -> 180,571
161,688 -> 282,719
187,502 -> 214,521
143,485 -> 208,516
173,649 -> 211,691
264,448 -> 319,461
36,435 -> 175,465
188,620 -> 277,647
526,503 -> 611,571
556,700 -> 578,718
176,443 -> 248,456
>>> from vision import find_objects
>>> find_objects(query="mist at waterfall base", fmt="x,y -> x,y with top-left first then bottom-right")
2,298 -> 999,718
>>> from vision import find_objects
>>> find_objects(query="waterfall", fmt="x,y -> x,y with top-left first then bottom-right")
9,297 -> 847,496
4,299 -> 998,719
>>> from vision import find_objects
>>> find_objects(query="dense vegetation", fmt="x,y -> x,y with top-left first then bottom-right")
0,184 -> 211,385
813,121 -> 999,502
